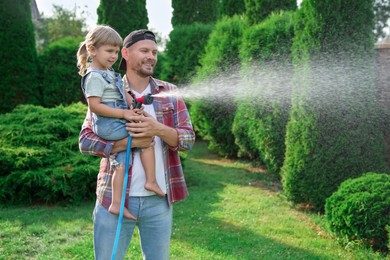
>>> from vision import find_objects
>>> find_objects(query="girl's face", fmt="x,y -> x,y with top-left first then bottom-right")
90,44 -> 120,70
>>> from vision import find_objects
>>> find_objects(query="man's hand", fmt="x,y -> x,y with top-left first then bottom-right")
111,135 -> 154,154
125,111 -> 160,137
126,111 -> 179,147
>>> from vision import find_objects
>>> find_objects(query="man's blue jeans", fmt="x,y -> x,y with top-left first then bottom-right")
93,195 -> 172,260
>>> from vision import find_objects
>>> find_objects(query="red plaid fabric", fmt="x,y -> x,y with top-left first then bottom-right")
79,77 -> 195,207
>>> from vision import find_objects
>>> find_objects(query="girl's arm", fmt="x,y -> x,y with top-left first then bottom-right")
79,109 -> 154,157
88,96 -> 139,119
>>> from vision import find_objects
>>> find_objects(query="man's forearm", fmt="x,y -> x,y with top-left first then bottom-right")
111,136 -> 155,154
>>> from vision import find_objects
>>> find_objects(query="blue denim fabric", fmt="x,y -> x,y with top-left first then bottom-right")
92,101 -> 128,164
93,196 -> 172,260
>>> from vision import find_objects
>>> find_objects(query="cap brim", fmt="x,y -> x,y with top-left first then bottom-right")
118,57 -> 126,70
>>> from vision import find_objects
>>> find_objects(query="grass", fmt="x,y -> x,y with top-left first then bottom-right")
0,141 -> 388,259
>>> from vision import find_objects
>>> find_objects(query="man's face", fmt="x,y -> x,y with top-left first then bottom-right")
124,40 -> 158,77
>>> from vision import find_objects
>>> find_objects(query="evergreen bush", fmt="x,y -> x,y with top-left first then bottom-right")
38,37 -> 85,107
0,0 -> 39,113
325,173 -> 390,252
233,11 -> 294,174
282,0 -> 389,211
190,15 -> 248,158
97,0 -> 148,37
244,0 -> 296,25
0,104 -> 99,204
161,23 -> 214,84
172,0 -> 218,27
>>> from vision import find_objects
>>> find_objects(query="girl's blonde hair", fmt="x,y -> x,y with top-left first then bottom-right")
77,25 -> 122,76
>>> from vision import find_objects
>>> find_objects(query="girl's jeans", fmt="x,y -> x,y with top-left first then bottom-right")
92,101 -> 128,164
93,195 -> 172,260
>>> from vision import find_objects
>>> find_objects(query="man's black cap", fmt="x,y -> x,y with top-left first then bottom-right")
118,29 -> 157,70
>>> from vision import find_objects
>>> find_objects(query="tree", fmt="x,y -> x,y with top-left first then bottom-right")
171,0 -> 218,27
282,0 -> 389,211
35,5 -> 87,53
374,0 -> 390,40
218,0 -> 246,18
162,23 -> 214,84
244,0 -> 296,25
0,0 -> 39,113
97,0 -> 148,37
38,37 -> 85,107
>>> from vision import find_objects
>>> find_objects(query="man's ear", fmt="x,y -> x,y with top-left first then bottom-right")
121,47 -> 129,61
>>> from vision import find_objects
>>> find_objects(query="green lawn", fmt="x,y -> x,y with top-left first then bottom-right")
0,141 -> 387,259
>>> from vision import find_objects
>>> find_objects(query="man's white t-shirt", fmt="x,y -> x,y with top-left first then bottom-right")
129,84 -> 166,196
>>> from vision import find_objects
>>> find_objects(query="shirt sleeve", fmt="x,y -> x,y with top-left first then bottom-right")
78,109 -> 114,157
172,96 -> 196,152
84,74 -> 105,98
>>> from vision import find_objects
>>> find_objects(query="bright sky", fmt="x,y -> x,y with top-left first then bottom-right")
35,0 -> 173,39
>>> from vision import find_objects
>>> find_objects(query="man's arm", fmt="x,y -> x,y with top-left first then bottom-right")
79,110 -> 154,157
124,97 -> 195,151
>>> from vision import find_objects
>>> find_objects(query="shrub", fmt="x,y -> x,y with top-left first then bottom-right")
233,11 -> 294,174
161,23 -> 214,84
190,15 -> 248,158
0,0 -> 39,113
325,173 -> 390,252
282,0 -> 389,211
38,37 -> 85,107
0,103 -> 99,204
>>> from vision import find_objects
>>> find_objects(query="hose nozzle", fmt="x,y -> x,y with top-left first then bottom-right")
134,93 -> 154,108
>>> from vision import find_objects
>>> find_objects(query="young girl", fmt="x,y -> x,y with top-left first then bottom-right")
76,25 -> 164,220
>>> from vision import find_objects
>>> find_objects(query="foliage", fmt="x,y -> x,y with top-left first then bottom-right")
325,173 -> 390,252
282,0 -> 389,211
233,11 -> 294,175
0,0 -> 39,114
171,0 -> 218,27
161,23 -> 214,84
218,0 -> 246,18
239,11 -> 295,63
34,5 -> 87,53
38,37 -> 85,107
190,15 -> 248,158
374,0 -> 390,40
244,0 -> 296,25
0,104 -> 99,204
97,0 -> 148,37
196,15 -> 248,78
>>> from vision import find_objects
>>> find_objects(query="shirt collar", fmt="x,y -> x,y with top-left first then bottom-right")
122,75 -> 164,94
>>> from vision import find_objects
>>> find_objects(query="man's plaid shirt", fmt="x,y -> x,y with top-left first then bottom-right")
79,77 -> 195,208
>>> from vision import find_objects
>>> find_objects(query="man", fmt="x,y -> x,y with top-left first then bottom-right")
79,29 -> 195,260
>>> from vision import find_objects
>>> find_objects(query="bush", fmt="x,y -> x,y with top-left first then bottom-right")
38,37 -> 85,107
233,11 -> 294,174
0,103 -> 99,204
0,0 -> 39,113
161,23 -> 214,84
190,15 -> 248,158
282,0 -> 389,211
325,173 -> 390,252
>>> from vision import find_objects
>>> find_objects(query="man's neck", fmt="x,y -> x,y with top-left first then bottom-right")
125,71 -> 150,93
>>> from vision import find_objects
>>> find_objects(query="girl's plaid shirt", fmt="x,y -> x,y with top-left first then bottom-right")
79,77 -> 195,207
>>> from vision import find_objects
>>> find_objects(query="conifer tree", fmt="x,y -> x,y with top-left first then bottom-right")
282,0 -> 389,210
219,0 -> 246,18
97,0 -> 148,37
171,0 -> 218,27
0,0 -> 39,113
244,0 -> 296,25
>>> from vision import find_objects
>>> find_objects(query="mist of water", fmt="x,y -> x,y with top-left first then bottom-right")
152,55 -> 381,112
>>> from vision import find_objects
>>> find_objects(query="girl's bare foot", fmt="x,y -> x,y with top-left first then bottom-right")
145,182 -> 165,197
109,204 -> 137,220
